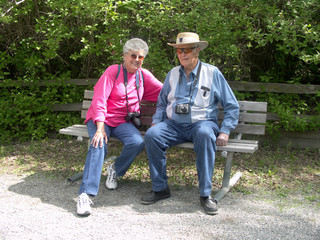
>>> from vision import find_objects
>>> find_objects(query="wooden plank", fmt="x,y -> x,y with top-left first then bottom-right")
140,116 -> 153,126
233,124 -> 266,135
59,126 -> 89,138
217,101 -> 267,112
219,112 -> 267,123
81,110 -> 87,119
52,103 -> 82,111
59,124 -> 259,153
238,101 -> 268,112
77,80 -> 320,94
259,130 -> 320,149
175,141 -> 258,153
68,79 -> 97,86
141,105 -> 157,115
84,90 -> 94,99
3,80 -> 319,95
228,81 -> 320,94
82,100 -> 91,110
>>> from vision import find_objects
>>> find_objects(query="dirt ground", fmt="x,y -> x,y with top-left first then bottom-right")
0,173 -> 319,240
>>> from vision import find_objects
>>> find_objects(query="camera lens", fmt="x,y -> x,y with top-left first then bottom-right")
125,113 -> 133,122
181,106 -> 187,113
132,116 -> 142,129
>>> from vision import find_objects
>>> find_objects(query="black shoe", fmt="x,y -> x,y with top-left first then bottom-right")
200,196 -> 218,215
141,187 -> 171,205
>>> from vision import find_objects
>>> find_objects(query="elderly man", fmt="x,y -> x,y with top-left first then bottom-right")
141,32 -> 239,215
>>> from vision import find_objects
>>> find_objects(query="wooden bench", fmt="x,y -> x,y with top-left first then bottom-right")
59,89 -> 268,202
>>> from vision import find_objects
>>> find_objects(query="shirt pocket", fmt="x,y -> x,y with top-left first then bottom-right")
194,86 -> 211,107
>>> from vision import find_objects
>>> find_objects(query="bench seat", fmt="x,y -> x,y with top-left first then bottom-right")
60,125 -> 258,153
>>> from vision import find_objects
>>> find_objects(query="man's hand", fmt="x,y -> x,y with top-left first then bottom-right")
216,132 -> 229,146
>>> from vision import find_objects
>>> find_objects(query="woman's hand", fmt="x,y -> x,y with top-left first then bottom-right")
91,122 -> 108,148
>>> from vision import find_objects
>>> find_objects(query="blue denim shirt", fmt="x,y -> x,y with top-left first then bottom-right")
152,60 -> 239,135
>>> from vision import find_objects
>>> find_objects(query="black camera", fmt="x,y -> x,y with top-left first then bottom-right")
125,111 -> 142,129
175,103 -> 189,114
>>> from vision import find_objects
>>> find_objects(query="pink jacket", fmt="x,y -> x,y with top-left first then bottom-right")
85,64 -> 163,127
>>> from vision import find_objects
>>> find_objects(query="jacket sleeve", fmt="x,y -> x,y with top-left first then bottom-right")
214,69 -> 239,135
89,66 -> 116,124
152,71 -> 171,124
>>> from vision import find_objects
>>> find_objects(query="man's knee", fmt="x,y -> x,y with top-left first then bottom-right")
145,125 -> 159,142
195,127 -> 216,144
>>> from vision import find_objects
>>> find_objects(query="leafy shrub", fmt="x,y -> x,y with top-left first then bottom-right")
0,0 -> 319,142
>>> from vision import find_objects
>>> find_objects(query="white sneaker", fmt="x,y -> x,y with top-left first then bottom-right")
76,193 -> 93,216
106,163 -> 118,190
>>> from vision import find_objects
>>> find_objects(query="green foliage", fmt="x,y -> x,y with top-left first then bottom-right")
0,0 -> 319,141
0,82 -> 85,142
256,92 -> 320,134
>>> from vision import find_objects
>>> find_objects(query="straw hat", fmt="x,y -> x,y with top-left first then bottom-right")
167,32 -> 208,50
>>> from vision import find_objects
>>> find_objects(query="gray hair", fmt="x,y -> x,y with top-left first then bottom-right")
123,38 -> 149,56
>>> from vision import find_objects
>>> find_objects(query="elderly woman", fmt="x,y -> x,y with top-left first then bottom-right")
141,32 -> 239,215
77,38 -> 163,216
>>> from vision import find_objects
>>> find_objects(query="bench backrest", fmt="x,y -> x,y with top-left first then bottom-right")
81,90 -> 267,135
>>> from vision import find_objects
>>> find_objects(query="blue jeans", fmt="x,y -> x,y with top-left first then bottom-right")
144,119 -> 218,197
79,120 -> 145,196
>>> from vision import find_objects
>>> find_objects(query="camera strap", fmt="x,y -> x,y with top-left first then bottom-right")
179,61 -> 202,105
123,65 -> 142,114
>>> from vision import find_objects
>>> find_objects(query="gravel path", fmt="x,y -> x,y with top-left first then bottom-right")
0,173 -> 319,240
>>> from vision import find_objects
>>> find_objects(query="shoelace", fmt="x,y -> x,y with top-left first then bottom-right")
107,165 -> 117,182
79,195 -> 93,206
107,169 -> 116,182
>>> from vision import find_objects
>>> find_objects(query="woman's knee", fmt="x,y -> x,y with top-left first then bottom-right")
131,134 -> 144,147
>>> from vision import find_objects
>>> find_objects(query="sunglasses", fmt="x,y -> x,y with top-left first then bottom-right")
176,47 -> 196,54
130,53 -> 145,61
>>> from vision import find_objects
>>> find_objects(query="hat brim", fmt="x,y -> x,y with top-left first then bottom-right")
167,41 -> 208,50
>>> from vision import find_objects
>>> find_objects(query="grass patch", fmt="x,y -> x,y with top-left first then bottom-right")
0,138 -> 319,206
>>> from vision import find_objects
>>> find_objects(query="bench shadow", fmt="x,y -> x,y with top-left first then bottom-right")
7,173 -> 320,239
7,173 -> 206,216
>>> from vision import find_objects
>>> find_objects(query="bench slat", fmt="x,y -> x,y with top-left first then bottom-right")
219,112 -> 267,123
175,142 -> 258,153
82,100 -> 91,109
233,124 -> 265,135
59,124 -> 258,153
83,91 -> 267,112
238,101 -> 268,112
73,116 -> 267,135
84,90 -> 94,99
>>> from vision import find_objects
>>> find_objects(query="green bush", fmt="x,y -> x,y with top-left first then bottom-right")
0,0 -> 319,142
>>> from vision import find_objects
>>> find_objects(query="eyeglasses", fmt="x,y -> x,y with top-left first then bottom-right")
176,47 -> 196,54
130,53 -> 145,61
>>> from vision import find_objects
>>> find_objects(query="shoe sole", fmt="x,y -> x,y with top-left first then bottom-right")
141,194 -> 171,205
106,185 -> 117,190
200,202 -> 218,215
77,210 -> 91,216
203,208 -> 218,215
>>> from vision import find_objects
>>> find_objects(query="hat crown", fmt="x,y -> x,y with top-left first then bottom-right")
176,32 -> 200,44
167,32 -> 208,50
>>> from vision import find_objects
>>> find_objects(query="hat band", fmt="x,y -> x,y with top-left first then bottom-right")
177,37 -> 199,44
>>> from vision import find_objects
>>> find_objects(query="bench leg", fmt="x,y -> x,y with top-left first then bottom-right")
213,152 -> 242,203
